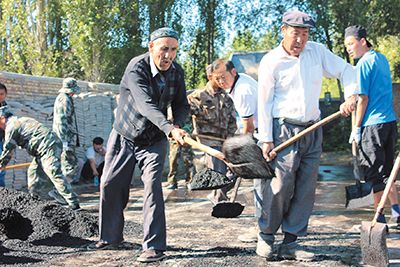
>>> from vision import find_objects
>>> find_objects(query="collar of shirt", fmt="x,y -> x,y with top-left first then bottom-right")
149,54 -> 176,78
229,73 -> 240,94
205,81 -> 224,97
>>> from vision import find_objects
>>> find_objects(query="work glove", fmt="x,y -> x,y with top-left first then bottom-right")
348,126 -> 361,144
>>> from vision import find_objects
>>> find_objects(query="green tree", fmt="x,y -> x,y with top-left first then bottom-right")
376,35 -> 400,82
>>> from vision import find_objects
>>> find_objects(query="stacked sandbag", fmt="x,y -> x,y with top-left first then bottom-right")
3,93 -> 117,189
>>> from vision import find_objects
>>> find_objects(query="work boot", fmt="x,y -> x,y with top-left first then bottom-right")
238,226 -> 258,243
48,188 -> 68,205
278,241 -> 314,261
256,232 -> 274,259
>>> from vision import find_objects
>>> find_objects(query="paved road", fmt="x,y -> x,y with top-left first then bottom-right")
47,164 -> 400,266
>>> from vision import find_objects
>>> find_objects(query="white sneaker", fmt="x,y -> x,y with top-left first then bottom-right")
256,232 -> 274,259
238,226 -> 258,243
48,189 -> 68,205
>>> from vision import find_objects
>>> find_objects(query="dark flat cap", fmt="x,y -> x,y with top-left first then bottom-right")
282,10 -> 315,28
150,27 -> 179,42
345,25 -> 372,46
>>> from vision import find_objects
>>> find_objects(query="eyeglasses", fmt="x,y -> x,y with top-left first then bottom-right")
213,75 -> 227,82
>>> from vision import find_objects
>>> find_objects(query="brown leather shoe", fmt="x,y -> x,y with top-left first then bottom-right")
86,241 -> 119,250
137,249 -> 166,263
278,241 -> 314,261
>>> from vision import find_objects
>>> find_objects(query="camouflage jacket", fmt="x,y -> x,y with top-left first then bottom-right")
0,101 -> 7,141
188,82 -> 237,146
0,116 -> 61,167
53,92 -> 77,146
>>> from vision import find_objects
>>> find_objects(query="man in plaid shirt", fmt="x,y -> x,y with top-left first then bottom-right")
88,27 -> 189,263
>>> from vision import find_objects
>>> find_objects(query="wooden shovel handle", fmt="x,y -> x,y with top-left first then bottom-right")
351,111 -> 357,156
1,162 -> 31,171
372,154 -> 400,225
230,177 -> 242,203
192,134 -> 226,142
183,136 -> 225,161
273,111 -> 342,153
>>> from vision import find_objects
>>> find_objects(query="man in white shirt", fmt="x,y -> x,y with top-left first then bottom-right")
211,59 -> 258,135
257,10 -> 357,260
211,58 -> 262,242
80,137 -> 106,183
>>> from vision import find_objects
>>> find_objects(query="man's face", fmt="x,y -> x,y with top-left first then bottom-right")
0,117 -> 6,129
344,36 -> 365,59
93,143 -> 103,153
149,37 -> 179,71
0,89 -> 7,103
212,67 -> 236,90
282,25 -> 309,57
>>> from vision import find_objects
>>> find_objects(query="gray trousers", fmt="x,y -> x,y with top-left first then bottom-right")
99,129 -> 168,251
259,119 -> 322,237
205,146 -> 235,202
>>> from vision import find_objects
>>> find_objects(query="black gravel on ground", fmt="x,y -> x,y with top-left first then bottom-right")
189,168 -> 234,190
0,187 -> 98,265
0,187 -> 144,266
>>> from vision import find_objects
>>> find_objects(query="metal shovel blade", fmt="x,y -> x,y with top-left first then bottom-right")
360,221 -> 389,267
211,202 -> 245,218
188,168 -> 234,191
222,135 -> 275,179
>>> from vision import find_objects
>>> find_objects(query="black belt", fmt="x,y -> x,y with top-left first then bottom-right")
278,118 -> 319,127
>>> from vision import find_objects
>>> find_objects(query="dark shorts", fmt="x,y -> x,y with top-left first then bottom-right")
359,121 -> 397,192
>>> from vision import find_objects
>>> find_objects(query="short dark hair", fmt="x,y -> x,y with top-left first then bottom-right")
211,59 -> 236,73
0,83 -> 8,93
93,137 -> 104,145
345,25 -> 372,48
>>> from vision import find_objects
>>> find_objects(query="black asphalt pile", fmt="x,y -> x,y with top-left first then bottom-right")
0,187 -> 97,242
189,168 -> 234,190
0,187 -> 145,266
222,134 -> 275,179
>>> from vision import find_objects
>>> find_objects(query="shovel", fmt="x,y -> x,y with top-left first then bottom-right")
345,112 -> 374,209
222,111 -> 342,179
360,153 -> 400,267
188,168 -> 234,191
0,162 -> 30,171
183,136 -> 274,179
211,177 -> 244,218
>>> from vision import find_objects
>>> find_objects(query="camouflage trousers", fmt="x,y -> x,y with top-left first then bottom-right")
167,141 -> 195,185
61,148 -> 79,181
27,142 -> 79,206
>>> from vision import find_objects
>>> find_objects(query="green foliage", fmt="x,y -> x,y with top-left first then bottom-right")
228,29 -> 279,55
376,35 -> 400,82
320,102 -> 352,152
0,0 -> 399,102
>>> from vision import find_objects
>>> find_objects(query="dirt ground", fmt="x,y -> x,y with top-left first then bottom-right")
1,151 -> 400,266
